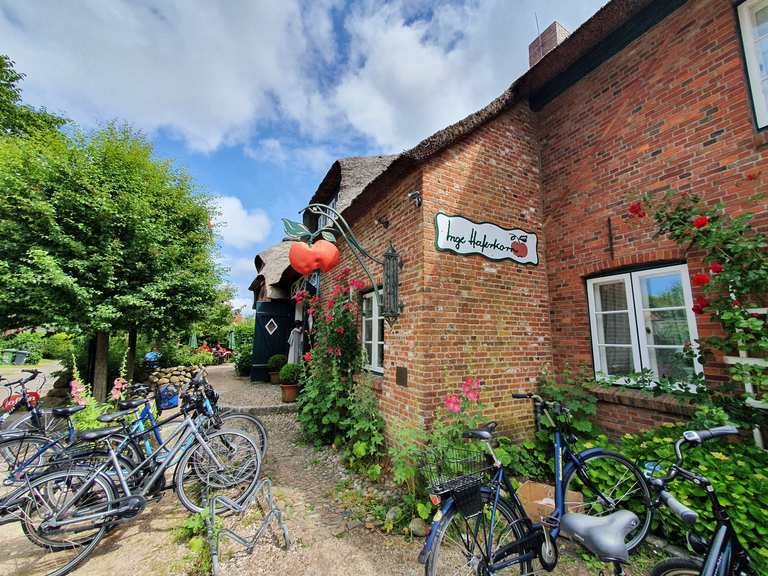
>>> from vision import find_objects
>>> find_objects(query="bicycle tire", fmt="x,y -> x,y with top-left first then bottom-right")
650,556 -> 703,575
4,467 -> 116,576
218,411 -> 268,459
173,429 -> 261,514
0,433 -> 62,493
7,410 -> 68,437
426,489 -> 532,576
563,450 -> 652,552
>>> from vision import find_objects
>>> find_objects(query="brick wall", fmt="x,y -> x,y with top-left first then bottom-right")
537,0 -> 768,434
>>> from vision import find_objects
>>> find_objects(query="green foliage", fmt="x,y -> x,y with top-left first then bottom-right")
232,319 -> 254,377
42,332 -> 75,360
0,55 -> 66,136
279,363 -> 301,384
173,510 -> 222,576
342,376 -> 386,478
1,332 -> 44,363
189,351 -> 215,366
621,423 -> 768,572
267,354 -> 288,372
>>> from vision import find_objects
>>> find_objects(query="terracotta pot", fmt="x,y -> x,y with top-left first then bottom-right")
281,383 -> 299,403
269,372 -> 280,384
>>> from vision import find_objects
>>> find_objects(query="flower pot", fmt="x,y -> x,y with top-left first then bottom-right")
269,371 -> 280,384
281,383 -> 299,403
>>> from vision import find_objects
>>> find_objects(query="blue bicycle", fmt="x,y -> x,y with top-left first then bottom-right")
418,392 -> 651,575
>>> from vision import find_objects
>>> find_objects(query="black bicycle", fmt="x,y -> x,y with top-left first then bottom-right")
648,426 -> 757,576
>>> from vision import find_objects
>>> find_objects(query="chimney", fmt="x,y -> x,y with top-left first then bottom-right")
528,21 -> 570,67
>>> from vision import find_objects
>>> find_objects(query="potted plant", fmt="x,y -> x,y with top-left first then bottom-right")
267,354 -> 287,384
279,363 -> 302,402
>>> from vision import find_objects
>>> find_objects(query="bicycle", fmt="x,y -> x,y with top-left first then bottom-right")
647,426 -> 757,576
0,382 -> 262,576
0,369 -> 67,437
419,393 -> 650,575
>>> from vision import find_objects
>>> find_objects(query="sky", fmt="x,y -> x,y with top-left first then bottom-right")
0,0 -> 606,310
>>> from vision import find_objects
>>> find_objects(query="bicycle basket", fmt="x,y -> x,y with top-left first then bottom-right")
155,383 -> 179,411
419,446 -> 492,516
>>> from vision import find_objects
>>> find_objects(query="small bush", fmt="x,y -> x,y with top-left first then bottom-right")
267,354 -> 287,372
232,320 -> 254,377
189,351 -> 215,366
42,332 -> 75,360
1,332 -> 44,364
279,363 -> 301,384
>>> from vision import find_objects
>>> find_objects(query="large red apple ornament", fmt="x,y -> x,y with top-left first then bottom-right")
289,239 -> 340,275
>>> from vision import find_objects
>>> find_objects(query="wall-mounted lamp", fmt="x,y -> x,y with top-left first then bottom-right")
375,216 -> 390,229
407,190 -> 422,208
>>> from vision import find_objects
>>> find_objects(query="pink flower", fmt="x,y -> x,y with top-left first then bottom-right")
461,377 -> 481,402
303,351 -> 313,362
710,262 -> 723,274
335,347 -> 342,357
692,296 -> 709,315
445,393 -> 462,413
327,346 -> 335,355
327,300 -> 336,309
310,296 -> 321,305
111,387 -> 122,400
307,307 -> 315,317
335,326 -> 345,334
339,267 -> 352,279
343,302 -> 355,311
325,313 -> 334,322
349,278 -> 366,290
293,289 -> 309,304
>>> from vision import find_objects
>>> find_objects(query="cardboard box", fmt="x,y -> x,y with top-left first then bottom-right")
517,480 -> 583,521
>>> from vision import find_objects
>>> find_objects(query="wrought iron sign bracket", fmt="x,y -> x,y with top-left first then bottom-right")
282,203 -> 404,326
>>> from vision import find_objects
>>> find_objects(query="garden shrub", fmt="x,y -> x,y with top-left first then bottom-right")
2,332 -> 45,364
188,351 -> 215,366
278,363 -> 301,384
267,354 -> 287,372
42,332 -> 75,360
231,320 -> 254,377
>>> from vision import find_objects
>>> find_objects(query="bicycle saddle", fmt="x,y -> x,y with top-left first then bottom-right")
76,426 -> 122,443
118,398 -> 148,410
560,510 -> 638,563
51,405 -> 87,418
97,408 -> 136,423
462,421 -> 497,441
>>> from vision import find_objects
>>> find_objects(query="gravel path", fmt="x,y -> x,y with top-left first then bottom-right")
206,364 -> 282,409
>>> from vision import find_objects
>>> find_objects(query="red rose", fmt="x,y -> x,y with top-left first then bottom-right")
692,273 -> 710,287
303,352 -> 313,362
628,201 -> 646,218
335,326 -> 345,334
693,215 -> 709,229
692,296 -> 709,314
324,313 -> 334,322
709,262 -> 723,274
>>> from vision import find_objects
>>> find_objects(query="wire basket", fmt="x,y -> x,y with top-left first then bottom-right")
419,446 -> 492,496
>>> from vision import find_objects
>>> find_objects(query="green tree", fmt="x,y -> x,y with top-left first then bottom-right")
0,126 -> 221,398
1,55 -> 65,135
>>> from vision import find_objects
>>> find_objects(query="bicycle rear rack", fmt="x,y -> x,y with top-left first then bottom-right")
203,478 -> 290,575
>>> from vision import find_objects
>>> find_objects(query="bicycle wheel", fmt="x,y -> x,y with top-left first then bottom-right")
427,489 -> 532,576
0,467 -> 116,576
174,430 -> 261,514
563,450 -> 651,552
218,411 -> 268,458
0,434 -> 60,501
650,557 -> 703,575
8,410 -> 69,437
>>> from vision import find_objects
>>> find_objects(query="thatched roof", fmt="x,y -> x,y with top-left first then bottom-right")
309,154 -> 397,211
248,242 -> 292,301
343,0 -> 659,216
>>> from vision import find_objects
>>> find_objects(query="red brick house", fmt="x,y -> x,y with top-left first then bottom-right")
303,0 -> 768,440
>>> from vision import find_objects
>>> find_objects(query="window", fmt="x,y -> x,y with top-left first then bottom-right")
362,290 -> 384,373
739,0 -> 768,129
586,264 -> 702,382
318,194 -> 338,230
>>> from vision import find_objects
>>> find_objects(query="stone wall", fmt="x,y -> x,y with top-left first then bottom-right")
147,365 -> 201,387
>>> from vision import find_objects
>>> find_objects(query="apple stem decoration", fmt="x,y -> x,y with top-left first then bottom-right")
283,203 -> 403,326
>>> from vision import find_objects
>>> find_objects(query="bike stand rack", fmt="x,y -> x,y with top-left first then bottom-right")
203,478 -> 290,575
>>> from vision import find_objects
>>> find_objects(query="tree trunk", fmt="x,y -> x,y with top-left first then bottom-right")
93,331 -> 109,401
126,328 -> 137,383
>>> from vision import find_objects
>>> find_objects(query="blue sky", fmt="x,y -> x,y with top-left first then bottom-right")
1,0 -> 606,310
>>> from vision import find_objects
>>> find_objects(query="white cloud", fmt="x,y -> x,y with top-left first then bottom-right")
245,138 -> 335,173
219,255 -> 258,277
0,0 -> 606,154
212,196 -> 271,249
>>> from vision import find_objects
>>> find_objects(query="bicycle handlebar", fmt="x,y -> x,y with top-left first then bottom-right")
660,490 -> 698,525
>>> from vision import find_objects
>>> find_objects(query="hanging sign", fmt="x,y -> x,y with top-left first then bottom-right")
434,213 -> 539,265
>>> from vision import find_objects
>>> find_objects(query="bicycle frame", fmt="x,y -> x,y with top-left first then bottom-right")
2,423 -> 76,485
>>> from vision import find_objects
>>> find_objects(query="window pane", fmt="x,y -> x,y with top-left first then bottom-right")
644,309 -> 690,346
756,5 -> 768,37
378,317 -> 384,340
599,346 -> 634,376
596,313 -> 632,345
640,274 -> 684,308
364,318 -> 372,341
362,296 -> 372,316
595,281 -> 627,312
365,342 -> 372,363
647,347 -> 694,381
377,343 -> 384,369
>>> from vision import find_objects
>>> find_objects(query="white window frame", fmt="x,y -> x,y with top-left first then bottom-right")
739,0 -> 768,129
361,290 -> 384,374
587,264 -> 703,384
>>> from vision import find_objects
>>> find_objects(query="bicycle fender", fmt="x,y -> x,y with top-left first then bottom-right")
418,495 -> 455,565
